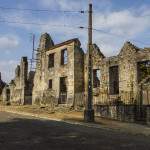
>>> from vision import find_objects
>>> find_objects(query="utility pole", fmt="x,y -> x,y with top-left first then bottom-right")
84,3 -> 94,122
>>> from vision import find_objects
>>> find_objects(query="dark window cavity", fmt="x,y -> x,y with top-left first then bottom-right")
93,69 -> 100,88
48,79 -> 52,89
61,49 -> 68,65
59,77 -> 67,104
48,53 -> 54,68
109,66 -> 119,95
137,60 -> 150,83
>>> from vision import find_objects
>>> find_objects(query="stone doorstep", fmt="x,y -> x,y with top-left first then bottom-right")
0,106 -> 150,136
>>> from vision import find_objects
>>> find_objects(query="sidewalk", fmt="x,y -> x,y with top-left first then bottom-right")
0,105 -> 150,136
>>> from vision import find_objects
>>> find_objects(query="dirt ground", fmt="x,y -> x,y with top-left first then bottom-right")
0,111 -> 150,150
0,105 -> 150,136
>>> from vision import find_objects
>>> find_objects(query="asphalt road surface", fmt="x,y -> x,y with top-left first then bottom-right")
0,112 -> 150,150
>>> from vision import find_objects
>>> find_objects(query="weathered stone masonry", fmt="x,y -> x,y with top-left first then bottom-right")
0,72 -> 6,101
92,42 -> 150,122
0,32 -> 149,123
2,57 -> 34,105
32,33 -> 149,113
90,42 -> 150,105
32,33 -> 84,107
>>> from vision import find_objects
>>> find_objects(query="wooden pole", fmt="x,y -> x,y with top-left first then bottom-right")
84,3 -> 94,122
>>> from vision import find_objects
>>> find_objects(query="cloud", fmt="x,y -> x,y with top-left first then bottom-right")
0,0 -> 149,82
0,60 -> 18,82
1,0 -> 150,56
94,10 -> 150,38
37,6 -> 150,55
92,8 -> 150,55
38,0 -> 87,10
39,0 -> 112,11
0,35 -> 20,50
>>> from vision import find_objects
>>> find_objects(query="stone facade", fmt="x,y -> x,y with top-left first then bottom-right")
2,57 -> 35,105
32,34 -> 149,109
32,33 -> 84,107
138,76 -> 150,105
0,72 -> 6,100
90,42 -> 150,105
2,85 -> 10,105
1,33 -> 149,113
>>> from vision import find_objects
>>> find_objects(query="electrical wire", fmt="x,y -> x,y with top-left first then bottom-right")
0,14 -> 149,46
0,6 -> 87,14
79,26 -> 150,46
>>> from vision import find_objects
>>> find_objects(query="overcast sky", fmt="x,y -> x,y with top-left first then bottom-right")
0,0 -> 150,82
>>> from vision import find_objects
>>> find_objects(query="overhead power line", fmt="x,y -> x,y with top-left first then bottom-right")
0,6 -> 86,14
0,19 -> 149,46
79,26 -> 150,45
1,6 -> 150,18
0,19 -> 80,29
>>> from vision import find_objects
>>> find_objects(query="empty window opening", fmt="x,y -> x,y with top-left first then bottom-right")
59,77 -> 67,104
48,53 -> 54,68
93,69 -> 100,88
48,79 -> 52,89
137,60 -> 150,83
109,66 -> 119,95
61,49 -> 68,65
6,89 -> 10,101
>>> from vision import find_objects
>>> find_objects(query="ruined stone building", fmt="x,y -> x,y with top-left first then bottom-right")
2,57 -> 35,105
90,42 -> 150,106
32,33 -> 84,107
32,33 -> 150,109
0,73 -> 6,102
0,72 -> 6,96
2,85 -> 10,105
1,32 -> 149,112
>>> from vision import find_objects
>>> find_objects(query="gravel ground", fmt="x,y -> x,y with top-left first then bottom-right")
0,111 -> 150,150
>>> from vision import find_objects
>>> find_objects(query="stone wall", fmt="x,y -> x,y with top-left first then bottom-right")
94,104 -> 150,123
84,44 -> 109,105
8,57 -> 34,105
147,106 -> 150,126
1,32 -> 149,113
90,42 -> 150,105
2,85 -> 10,105
0,72 -> 6,96
32,33 -> 84,107
74,45 -> 85,108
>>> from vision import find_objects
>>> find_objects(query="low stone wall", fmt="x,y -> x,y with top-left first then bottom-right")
94,105 -> 147,123
147,105 -> 150,126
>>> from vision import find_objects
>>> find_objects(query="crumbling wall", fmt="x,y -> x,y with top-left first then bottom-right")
8,57 -> 34,105
0,72 -> 6,101
84,44 -> 109,105
32,33 -> 84,108
9,57 -> 28,104
119,42 -> 150,104
118,42 -> 139,104
91,42 -> 150,105
24,71 -> 35,105
32,33 -> 57,105
74,44 -> 85,108
2,85 -> 10,105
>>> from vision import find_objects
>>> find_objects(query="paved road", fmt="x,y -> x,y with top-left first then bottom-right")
0,112 -> 150,150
